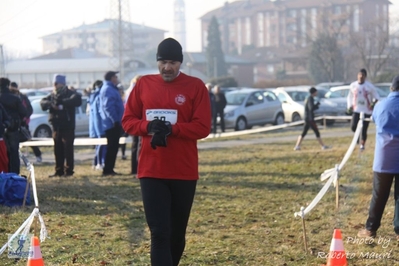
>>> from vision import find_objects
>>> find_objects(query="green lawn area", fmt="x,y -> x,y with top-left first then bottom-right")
0,126 -> 397,265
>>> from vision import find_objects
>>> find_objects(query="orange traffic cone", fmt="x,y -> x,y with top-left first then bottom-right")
27,236 -> 44,266
324,229 -> 347,266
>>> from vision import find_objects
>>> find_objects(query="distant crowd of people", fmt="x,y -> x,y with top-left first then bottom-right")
0,78 -> 37,174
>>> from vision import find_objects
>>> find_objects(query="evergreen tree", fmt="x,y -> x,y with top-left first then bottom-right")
206,16 -> 227,78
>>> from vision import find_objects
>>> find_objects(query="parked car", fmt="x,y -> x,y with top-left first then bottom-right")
223,88 -> 284,131
324,85 -> 388,114
29,97 -> 89,138
316,82 -> 347,90
20,89 -> 49,98
273,86 -> 343,125
374,83 -> 391,95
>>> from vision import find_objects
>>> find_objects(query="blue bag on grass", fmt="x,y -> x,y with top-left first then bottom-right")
0,173 -> 31,207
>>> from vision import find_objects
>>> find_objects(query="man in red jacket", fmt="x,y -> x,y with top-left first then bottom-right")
122,38 -> 211,266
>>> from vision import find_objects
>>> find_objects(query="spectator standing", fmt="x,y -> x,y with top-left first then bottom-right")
213,85 -> 227,133
0,78 -> 28,174
294,87 -> 329,150
89,80 -> 106,170
205,83 -> 216,134
40,74 -> 82,177
357,75 -> 399,240
10,82 -> 42,163
347,68 -> 380,150
0,102 -> 11,172
118,83 -> 128,160
125,75 -> 142,175
122,38 -> 211,266
99,71 -> 124,176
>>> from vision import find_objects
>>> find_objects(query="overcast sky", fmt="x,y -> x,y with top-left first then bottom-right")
0,0 -> 229,55
0,0 -> 398,56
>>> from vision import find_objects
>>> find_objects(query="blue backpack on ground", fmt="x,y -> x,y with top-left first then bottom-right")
0,173 -> 31,207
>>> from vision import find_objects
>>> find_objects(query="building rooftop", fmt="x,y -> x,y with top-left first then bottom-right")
41,18 -> 166,38
31,48 -> 108,60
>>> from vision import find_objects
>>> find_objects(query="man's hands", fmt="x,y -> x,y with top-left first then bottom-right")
147,120 -> 172,149
346,106 -> 353,115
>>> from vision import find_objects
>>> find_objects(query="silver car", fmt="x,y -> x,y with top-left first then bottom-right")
324,85 -> 388,114
273,86 -> 343,125
29,97 -> 89,138
223,88 -> 284,131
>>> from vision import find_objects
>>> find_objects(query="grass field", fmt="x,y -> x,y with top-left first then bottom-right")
0,125 -> 398,265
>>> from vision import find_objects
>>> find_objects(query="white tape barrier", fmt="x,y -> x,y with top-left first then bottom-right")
0,208 -> 47,256
20,136 -> 129,147
294,116 -> 364,218
0,154 -> 48,257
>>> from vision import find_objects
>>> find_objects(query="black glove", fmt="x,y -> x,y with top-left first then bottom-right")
147,120 -> 172,149
147,119 -> 171,134
346,107 -> 353,115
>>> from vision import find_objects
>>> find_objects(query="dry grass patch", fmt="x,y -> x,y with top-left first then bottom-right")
0,127 -> 398,265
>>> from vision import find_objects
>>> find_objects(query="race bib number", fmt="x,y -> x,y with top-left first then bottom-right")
146,109 -> 178,125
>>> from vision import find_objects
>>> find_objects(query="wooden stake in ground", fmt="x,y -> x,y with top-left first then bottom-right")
300,207 -> 308,253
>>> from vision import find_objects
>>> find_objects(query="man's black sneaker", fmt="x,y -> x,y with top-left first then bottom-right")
102,171 -> 121,176
64,172 -> 74,177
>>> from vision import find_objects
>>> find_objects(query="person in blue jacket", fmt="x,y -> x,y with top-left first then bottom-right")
99,71 -> 124,176
89,80 -> 107,170
357,75 -> 399,240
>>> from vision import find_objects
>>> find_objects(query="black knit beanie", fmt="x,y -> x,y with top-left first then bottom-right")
156,38 -> 183,63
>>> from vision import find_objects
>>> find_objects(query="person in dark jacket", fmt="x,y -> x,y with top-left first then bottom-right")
213,85 -> 227,133
99,71 -> 124,176
40,74 -> 82,177
10,82 -> 43,163
293,87 -> 329,151
0,102 -> 11,173
0,77 -> 28,174
206,83 -> 216,133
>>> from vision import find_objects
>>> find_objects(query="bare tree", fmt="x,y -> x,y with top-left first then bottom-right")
349,17 -> 394,80
305,8 -> 350,82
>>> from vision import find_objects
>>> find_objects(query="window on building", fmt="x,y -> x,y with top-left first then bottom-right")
267,64 -> 274,74
376,4 -> 379,18
258,12 -> 264,47
311,8 -> 317,40
334,5 -> 341,15
382,4 -> 388,31
266,12 -> 271,46
245,17 -> 251,45
346,5 -> 351,26
301,9 -> 307,47
288,9 -> 297,18
353,5 -> 360,32
237,18 -> 242,54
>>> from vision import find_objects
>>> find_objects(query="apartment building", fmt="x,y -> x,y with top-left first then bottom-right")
201,0 -> 389,54
200,0 -> 391,83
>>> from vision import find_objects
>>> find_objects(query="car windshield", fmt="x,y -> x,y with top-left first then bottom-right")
31,100 -> 48,115
376,87 -> 389,97
226,92 -> 247,105
286,91 -> 308,102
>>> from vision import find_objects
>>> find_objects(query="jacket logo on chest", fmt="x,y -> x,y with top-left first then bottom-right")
175,94 -> 186,105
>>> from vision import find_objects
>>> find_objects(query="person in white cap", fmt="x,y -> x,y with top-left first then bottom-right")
40,74 -> 82,177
